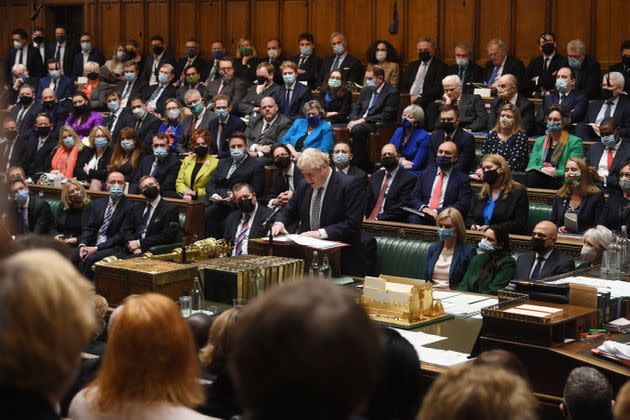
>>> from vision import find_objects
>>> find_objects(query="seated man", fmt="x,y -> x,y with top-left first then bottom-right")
176,64 -> 209,104
204,132 -> 265,238
103,90 -> 136,143
11,84 -> 42,140
7,177 -> 53,235
436,74 -> 487,132
446,42 -> 484,95
561,367 -> 613,420
515,220 -> 575,280
482,38 -> 525,93
271,148 -> 374,276
143,63 -> 177,115
236,62 -> 282,117
365,144 -> 416,222
208,94 -> 245,158
567,39 -> 602,100
130,132 -> 181,196
277,60 -> 312,119
78,171 -> 134,279
576,72 -> 630,140
115,60 -> 147,109
347,64 -> 400,171
206,56 -> 248,112
0,118 -> 21,172
318,31 -> 363,85
223,182 -> 275,256
487,74 -> 535,135
129,95 -> 163,154
245,96 -> 292,164
523,32 -> 568,97
181,89 -> 214,153
262,144 -> 304,209
22,113 -> 57,180
36,58 -> 73,104
540,66 -> 588,130
6,64 -> 37,107
587,117 -> 630,191
429,104 -> 475,174
120,175 -> 179,257
331,141 -> 368,188
40,87 -> 69,138
408,141 -> 471,224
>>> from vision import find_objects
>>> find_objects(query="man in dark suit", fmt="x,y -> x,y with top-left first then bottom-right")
407,36 -> 448,117
11,84 -> 42,139
130,133 -> 181,196
271,148 -> 374,276
277,61 -> 312,119
408,141 -> 471,225
541,66 -> 588,128
236,62 -> 282,117
140,34 -> 177,87
205,40 -> 226,83
209,94 -> 246,158
4,28 -> 44,84
129,96 -> 163,154
262,144 -> 304,208
0,118 -> 20,172
46,25 -> 79,77
524,32 -> 569,96
429,104 -> 476,174
204,133 -> 266,238
40,88 -> 68,139
434,74 -> 487,132
176,64 -> 210,104
35,58 -> 73,104
609,40 -> 630,94
72,32 -> 105,80
104,90 -> 136,143
180,89 -> 215,153
266,38 -> 287,85
223,182 -> 275,255
289,32 -> 322,89
5,63 -> 39,107
206,57 -> 248,113
22,113 -> 57,180
587,117 -> 630,191
246,96 -> 292,163
121,176 -> 179,257
366,144 -> 416,222
144,63 -> 177,116
175,39 -> 210,84
347,65 -> 400,171
318,32 -> 363,85
482,38 -> 525,93
331,141 -> 368,188
115,61 -> 147,109
515,221 -> 575,280
78,172 -> 134,278
7,177 -> 53,235
446,42 -> 484,95
487,74 -> 535,135
31,27 -> 49,74
567,39 -> 602,100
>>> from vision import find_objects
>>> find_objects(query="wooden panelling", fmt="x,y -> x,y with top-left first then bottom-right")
173,1 -> 196,57
252,0 -> 279,56
224,0 -> 250,56
477,0 -> 511,65
123,2 -> 145,50
442,0 -> 476,64
146,1 -> 169,49
405,0 -> 438,62
513,0 -> 546,64
281,0 -> 308,58
373,0 -> 403,56
341,0 -> 373,62
99,1 -> 121,58
553,0 -> 592,56
198,1 -> 224,55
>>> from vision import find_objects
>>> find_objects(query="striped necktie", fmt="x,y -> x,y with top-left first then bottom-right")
96,201 -> 115,245
234,217 -> 250,256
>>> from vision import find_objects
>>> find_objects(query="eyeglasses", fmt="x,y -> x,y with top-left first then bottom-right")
620,173 -> 630,179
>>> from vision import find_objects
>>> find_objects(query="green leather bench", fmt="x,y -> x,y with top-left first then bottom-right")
374,236 -> 433,279
528,203 -> 553,233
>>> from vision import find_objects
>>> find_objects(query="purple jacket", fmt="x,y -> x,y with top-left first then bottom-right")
64,111 -> 105,137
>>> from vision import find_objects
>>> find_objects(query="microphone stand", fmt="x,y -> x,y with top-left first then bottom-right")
261,206 -> 282,257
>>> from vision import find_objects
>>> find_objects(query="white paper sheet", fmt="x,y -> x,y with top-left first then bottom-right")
264,234 -> 347,250
393,328 -> 447,347
433,291 -> 461,300
440,293 -> 487,305
416,347 -> 472,367
548,276 -> 630,298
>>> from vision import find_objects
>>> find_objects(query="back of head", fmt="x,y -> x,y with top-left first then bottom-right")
473,349 -> 528,381
186,312 -> 216,350
563,366 -> 613,420
614,380 -> 630,420
419,364 -> 537,420
229,279 -> 383,420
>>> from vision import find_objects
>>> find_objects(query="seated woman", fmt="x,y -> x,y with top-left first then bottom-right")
472,103 -> 529,180
101,44 -> 126,82
176,128 -> 219,201
75,125 -> 114,191
578,225 -> 613,269
389,104 -> 430,176
551,157 -> 604,233
459,224 -> 515,294
65,92 -> 105,138
527,105 -> 583,189
281,100 -> 333,159
107,127 -> 142,183
69,293 -> 210,420
53,179 -> 93,248
366,40 -> 400,88
423,207 -> 476,290
50,125 -> 85,179
158,98 -> 185,152
233,37 -> 262,84
77,61 -> 108,111
198,308 -> 241,418
599,160 -> 630,231
319,69 -> 352,125
469,154 -> 529,234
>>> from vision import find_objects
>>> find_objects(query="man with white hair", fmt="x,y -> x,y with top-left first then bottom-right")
272,148 -> 374,275
436,74 -> 488,132
566,39 -> 602,100
576,71 -> 630,140
7,63 -> 33,106
487,74 -> 535,135
446,42 -> 484,94
482,38 -> 525,93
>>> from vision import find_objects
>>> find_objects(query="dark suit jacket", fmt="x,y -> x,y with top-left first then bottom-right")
208,115 -> 246,158
143,83 -> 178,115
449,93 -> 488,132
424,241 -> 477,289
236,82 -> 283,116
428,127 -> 476,174
36,75 -> 74,103
139,51 -> 177,85
409,165 -> 471,217
583,96 -> 630,138
515,249 -> 575,280
319,88 -> 352,124
130,152 -> 181,194
11,102 -> 43,139
574,55 -> 602,100
71,48 -> 106,79
261,165 -> 305,205
176,83 -> 210,104
80,196 -> 133,249
43,103 -> 69,139
598,188 -> 630,231
133,112 -> 163,154
343,165 -> 369,189
406,57 -> 449,107
524,53 -> 569,94
468,184 -> 529,234
234,57 -> 263,84
4,44 -> 44,83
551,191 -> 604,233
365,168 -> 416,221
180,107 -> 215,152
245,114 -> 292,149
104,109 -> 136,143
277,82 -> 313,119
223,205 -> 275,248
542,89 -> 588,124
124,198 -> 179,251
9,194 -> 54,234
447,62 -> 484,94
205,156 -> 266,198
482,55 -> 526,86
0,138 -> 23,170
587,140 -> 630,189
175,56 -> 210,81
488,94 -> 535,135
349,83 -> 399,126
609,61 -> 630,94
318,53 -> 363,84
206,77 -> 248,114
115,78 -> 148,108
46,40 -> 80,77
74,146 -> 113,182
289,54 -> 323,88
21,132 -> 58,178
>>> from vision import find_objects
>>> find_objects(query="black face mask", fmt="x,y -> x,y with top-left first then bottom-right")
153,46 -> 164,55
187,49 -> 197,59
70,193 -> 84,204
194,146 -> 208,156
419,51 -> 431,62
36,126 -> 51,137
5,130 -> 17,141
55,35 -> 66,44
483,169 -> 500,185
530,237 -> 547,254
87,72 -> 99,80
381,156 -> 399,171
602,88 -> 614,100
33,36 -> 44,45
142,185 -> 159,200
238,198 -> 255,213
541,43 -> 555,56
624,55 -> 630,65
256,76 -> 267,85
73,104 -> 87,115
436,155 -> 453,169
19,95 -> 33,106
42,100 -> 55,110
126,49 -> 136,59
275,156 -> 291,170
440,121 -> 456,133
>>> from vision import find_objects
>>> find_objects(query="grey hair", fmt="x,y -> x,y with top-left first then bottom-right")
604,72 -> 625,90
442,75 -> 462,87
303,99 -> 325,116
567,39 -> 586,55
487,38 -> 506,51
583,226 -> 613,250
402,104 -> 424,126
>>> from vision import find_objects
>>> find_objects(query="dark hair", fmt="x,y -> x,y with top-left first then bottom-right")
563,367 -> 613,420
366,39 -> 400,64
228,131 -> 247,145
129,95 -> 145,105
232,182 -> 254,195
153,132 -> 169,143
538,31 -> 557,44
150,34 -> 164,43
271,143 -> 291,157
46,58 -> 60,67
369,64 -> 385,79
620,40 -> 630,52
600,116 -> 619,131
33,26 -> 45,33
125,39 -> 140,49
123,61 -> 138,71
213,94 -> 231,106
183,64 -> 200,75
440,103 -> 460,118
558,66 -> 576,80
186,313 -> 215,351
219,56 -> 235,66
267,38 -> 281,48
546,104 -> 570,128
12,28 -> 27,39
2,234 -> 72,261
320,69 -> 349,99
298,32 -> 315,44
106,89 -> 120,100
473,349 -> 528,382
79,32 -> 92,39
477,224 -> 511,291
54,24 -> 67,31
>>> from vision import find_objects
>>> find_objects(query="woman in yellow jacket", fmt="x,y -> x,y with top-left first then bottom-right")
176,129 -> 218,200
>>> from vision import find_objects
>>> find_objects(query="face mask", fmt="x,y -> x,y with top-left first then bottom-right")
602,88 -> 614,100
186,48 -> 197,59
328,78 -> 341,89
5,130 -> 17,141
13,41 -> 22,49
620,178 -> 630,193
300,46 -> 313,56
275,156 -> 291,170
194,146 -> 208,156
94,137 -> 108,149
283,74 -> 295,85
116,51 -> 126,60
36,126 -> 51,137
484,169 -> 500,185
456,57 -> 469,67
555,78 -> 570,94
365,79 -> 376,88
107,100 -> 120,113
142,185 -> 159,200
307,115 -> 321,126
63,136 -> 76,148
70,193 -> 84,204
81,42 -> 92,52
55,35 -> 66,43
126,50 -> 136,59
73,104 -> 87,115
238,198 -> 255,213
42,100 -> 55,110
15,189 -> 29,203
568,57 -> 582,69
240,46 -> 252,56
189,102 -> 203,115
120,139 -> 135,151
601,134 -> 617,149
437,155 -> 453,169
419,51 -> 431,62
268,49 -> 279,60
166,108 -> 180,120
108,184 -> 124,200
547,122 -> 562,134
20,96 -> 33,106
624,55 -> 630,65
580,245 -> 598,262
212,50 -> 224,60
153,46 -> 164,55
565,172 -> 581,184
381,156 -> 399,171
478,238 -> 495,253
333,152 -> 350,168
441,121 -> 455,133
333,44 -> 345,55
231,148 -> 245,161
256,75 -> 267,85
215,109 -> 229,121
186,75 -> 199,85
401,117 -> 413,129
33,36 -> 44,45
437,228 -> 454,241
499,116 -> 514,128
153,146 -> 168,159
132,107 -> 146,120
541,43 -> 555,56
375,51 -> 387,61
158,73 -> 169,84
124,72 -> 137,82
530,237 -> 547,254
49,70 -> 61,79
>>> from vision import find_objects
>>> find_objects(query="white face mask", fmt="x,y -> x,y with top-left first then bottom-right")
580,245 -> 599,262
375,51 -> 387,62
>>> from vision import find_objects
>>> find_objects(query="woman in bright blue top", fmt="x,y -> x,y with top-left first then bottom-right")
158,98 -> 185,153
389,104 -> 430,176
281,100 -> 334,159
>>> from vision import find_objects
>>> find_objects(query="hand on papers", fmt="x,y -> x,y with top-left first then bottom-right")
271,223 -> 288,236
301,230 -> 322,238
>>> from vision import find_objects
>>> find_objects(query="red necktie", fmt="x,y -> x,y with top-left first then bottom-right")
608,149 -> 614,171
429,171 -> 445,210
369,172 -> 391,220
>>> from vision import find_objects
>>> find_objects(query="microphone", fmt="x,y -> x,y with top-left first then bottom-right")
261,206 -> 282,229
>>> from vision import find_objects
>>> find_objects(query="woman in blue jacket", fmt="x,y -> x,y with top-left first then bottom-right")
281,100 -> 333,159
389,104 -> 430,176
423,207 -> 476,290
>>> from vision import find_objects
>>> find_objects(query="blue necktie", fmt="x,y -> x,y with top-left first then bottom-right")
331,55 -> 341,70
17,207 -> 25,234
137,203 -> 152,237
530,256 -> 545,280
487,65 -> 500,85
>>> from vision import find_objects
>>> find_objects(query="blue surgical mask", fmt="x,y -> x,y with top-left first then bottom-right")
49,70 -> 60,79
63,136 -> 76,148
601,134 -> 617,149
15,189 -> 29,203
365,79 -> 376,88
401,117 -> 413,129
158,73 -> 169,84
332,44 -> 345,55
568,57 -> 582,69
328,78 -> 341,89
555,78 -> 569,94
307,115 -> 321,126
547,122 -> 562,134
108,184 -> 124,200
153,146 -> 168,159
189,102 -> 203,115
120,139 -> 135,151
300,46 -> 313,56
231,149 -> 245,161
124,72 -> 137,82
333,152 -> 350,167
212,50 -> 224,60
107,100 -> 120,113
437,227 -> 455,241
81,42 -> 92,52
283,74 -> 295,85
215,109 -> 229,121
478,238 -> 495,253
94,137 -> 108,149
455,57 -> 469,67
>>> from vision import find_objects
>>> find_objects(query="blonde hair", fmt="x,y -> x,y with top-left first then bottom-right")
0,250 -> 95,394
297,148 -> 330,171
235,37 -> 257,58
60,178 -> 91,211
493,103 -> 523,135
92,294 -> 109,339
436,208 -> 466,243
478,154 -> 519,200
199,308 -> 239,374
87,125 -> 112,148
558,157 -> 601,198
614,380 -> 630,419
58,125 -> 84,151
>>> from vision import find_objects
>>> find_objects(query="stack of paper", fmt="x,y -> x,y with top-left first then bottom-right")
596,340 -> 630,363
438,293 -> 498,318
548,276 -> 630,298
392,327 -> 471,367
394,328 -> 447,347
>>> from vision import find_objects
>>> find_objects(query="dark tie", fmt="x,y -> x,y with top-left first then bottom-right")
53,80 -> 58,92
559,94 -> 566,105
530,256 -> 545,280
134,118 -> 142,130
107,113 -> 118,131
122,81 -> 132,99
149,86 -> 164,102
310,187 -> 324,230
55,44 -> 61,60
138,203 -> 152,236
543,57 -> 550,73
331,55 -> 341,70
189,116 -> 198,137
150,160 -> 158,177
604,101 -> 613,119
284,88 -> 292,114
17,48 -> 23,65
298,55 -> 305,68
97,201 -> 115,245
17,206 -> 25,234
458,66 -> 465,82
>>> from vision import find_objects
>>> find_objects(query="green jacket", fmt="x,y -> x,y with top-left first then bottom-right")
458,253 -> 515,295
526,134 -> 583,178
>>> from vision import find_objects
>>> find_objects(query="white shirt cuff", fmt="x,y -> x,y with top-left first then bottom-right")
318,228 -> 328,239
